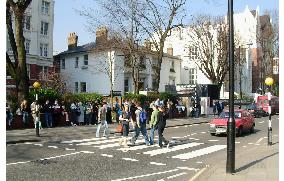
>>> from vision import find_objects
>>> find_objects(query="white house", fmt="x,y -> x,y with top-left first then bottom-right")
55,28 -> 181,95
7,0 -> 55,91
163,6 -> 264,99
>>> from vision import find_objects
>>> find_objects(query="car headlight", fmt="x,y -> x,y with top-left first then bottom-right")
210,124 -> 215,128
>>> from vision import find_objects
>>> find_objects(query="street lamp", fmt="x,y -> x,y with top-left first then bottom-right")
265,77 -> 273,145
33,81 -> 41,137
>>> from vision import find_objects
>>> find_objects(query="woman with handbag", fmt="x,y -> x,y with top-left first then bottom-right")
118,105 -> 131,148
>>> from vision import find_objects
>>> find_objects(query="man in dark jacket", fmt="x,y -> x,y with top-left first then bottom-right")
157,106 -> 170,148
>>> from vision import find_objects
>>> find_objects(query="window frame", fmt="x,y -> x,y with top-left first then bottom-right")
80,82 -> 87,93
40,21 -> 48,35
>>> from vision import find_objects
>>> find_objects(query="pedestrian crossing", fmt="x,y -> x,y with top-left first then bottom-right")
59,135 -> 227,162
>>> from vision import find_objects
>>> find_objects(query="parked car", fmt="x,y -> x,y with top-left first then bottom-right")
209,110 -> 255,137
245,103 -> 268,118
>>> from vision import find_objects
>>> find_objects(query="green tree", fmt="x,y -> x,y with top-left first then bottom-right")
6,0 -> 32,102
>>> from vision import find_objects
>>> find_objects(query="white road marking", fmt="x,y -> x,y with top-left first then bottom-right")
188,166 -> 208,181
189,138 -> 200,141
242,146 -> 247,148
248,143 -> 254,145
143,142 -> 203,157
61,137 -> 109,144
47,146 -> 58,149
191,133 -> 197,135
208,140 -> 219,142
150,162 -> 166,166
173,126 -> 180,129
167,172 -> 187,179
177,167 -> 200,172
6,151 -> 92,166
111,168 -> 180,181
101,154 -> 113,158
256,137 -> 264,144
24,142 -> 33,145
200,132 -> 206,134
259,121 -> 264,124
34,144 -> 43,146
171,137 -> 181,139
196,161 -> 203,164
235,142 -> 240,144
273,135 -> 278,137
65,148 -> 76,151
117,144 -> 149,151
77,138 -> 121,146
172,145 -> 226,160
122,158 -> 138,162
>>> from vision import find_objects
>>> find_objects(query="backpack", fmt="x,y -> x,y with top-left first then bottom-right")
139,109 -> 147,124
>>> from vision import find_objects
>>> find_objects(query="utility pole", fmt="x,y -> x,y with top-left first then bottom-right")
226,0 -> 235,174
239,46 -> 242,109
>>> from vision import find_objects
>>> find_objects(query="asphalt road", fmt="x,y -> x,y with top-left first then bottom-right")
6,115 -> 279,181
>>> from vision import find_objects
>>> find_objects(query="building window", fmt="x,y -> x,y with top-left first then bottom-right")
40,43 -> 43,56
84,54 -> 88,65
43,44 -> 48,57
39,66 -> 48,79
40,21 -> 48,35
124,79 -> 129,93
75,82 -> 78,93
75,57 -> 79,68
23,15 -> 31,30
61,59 -> 65,69
188,46 -> 199,60
189,68 -> 197,85
80,82 -> 86,92
170,61 -> 175,72
25,39 -> 30,54
41,0 -> 50,14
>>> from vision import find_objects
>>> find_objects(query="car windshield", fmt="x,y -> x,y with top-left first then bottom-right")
219,112 -> 241,118
246,104 -> 256,109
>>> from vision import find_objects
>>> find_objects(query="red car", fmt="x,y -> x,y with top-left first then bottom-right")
209,110 -> 255,136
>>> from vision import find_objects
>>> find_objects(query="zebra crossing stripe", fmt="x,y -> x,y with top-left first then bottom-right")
95,139 -> 146,149
172,145 -> 226,160
143,142 -> 203,157
61,137 -> 111,144
122,158 -> 139,162
77,138 -> 121,146
117,144 -> 150,151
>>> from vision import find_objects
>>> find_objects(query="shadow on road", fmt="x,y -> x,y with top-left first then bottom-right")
235,152 -> 279,173
6,139 -> 41,145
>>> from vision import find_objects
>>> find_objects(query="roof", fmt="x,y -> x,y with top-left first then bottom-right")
57,42 -> 96,56
250,10 -> 256,17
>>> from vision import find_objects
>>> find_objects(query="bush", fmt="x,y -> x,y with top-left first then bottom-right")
61,92 -> 103,105
123,93 -> 147,105
159,92 -> 178,102
29,88 -> 61,105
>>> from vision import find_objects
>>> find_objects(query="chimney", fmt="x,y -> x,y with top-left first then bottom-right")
167,47 -> 173,56
68,32 -> 78,51
96,27 -> 108,46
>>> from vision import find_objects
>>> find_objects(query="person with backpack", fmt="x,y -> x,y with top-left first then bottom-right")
130,102 -> 150,145
149,104 -> 159,145
157,106 -> 170,148
96,102 -> 109,138
118,105 -> 131,148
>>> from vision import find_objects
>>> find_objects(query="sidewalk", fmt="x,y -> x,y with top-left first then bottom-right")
6,116 -> 211,143
195,140 -> 279,181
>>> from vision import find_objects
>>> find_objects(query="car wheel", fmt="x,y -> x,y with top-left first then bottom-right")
237,126 -> 243,137
250,124 -> 255,134
210,133 -> 215,136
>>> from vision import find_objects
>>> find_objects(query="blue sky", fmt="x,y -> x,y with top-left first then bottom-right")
53,0 -> 279,54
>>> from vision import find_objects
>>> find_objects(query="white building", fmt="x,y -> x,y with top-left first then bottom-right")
7,0 -> 55,90
55,28 -> 181,95
163,6 -> 263,99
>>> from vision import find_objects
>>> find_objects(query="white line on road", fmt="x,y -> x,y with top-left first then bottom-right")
188,166 -> 208,181
172,145 -> 226,160
77,138 -> 121,146
177,167 -> 200,172
122,158 -> 139,162
235,142 -> 240,144
208,140 -> 219,142
101,154 -> 113,158
61,137 -> 109,144
242,146 -> 247,148
150,162 -> 166,166
47,146 -> 58,149
34,143 -> 43,146
143,142 -> 203,157
65,148 -> 76,151
256,137 -> 264,144
167,172 -> 187,179
6,151 -> 92,166
111,168 -> 180,181
259,121 -> 264,124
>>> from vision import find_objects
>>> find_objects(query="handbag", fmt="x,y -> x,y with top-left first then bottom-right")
116,124 -> 123,133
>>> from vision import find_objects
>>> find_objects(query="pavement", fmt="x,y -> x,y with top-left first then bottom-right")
6,115 -> 279,181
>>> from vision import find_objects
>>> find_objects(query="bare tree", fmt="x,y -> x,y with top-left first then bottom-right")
6,0 -> 32,102
77,0 -> 187,92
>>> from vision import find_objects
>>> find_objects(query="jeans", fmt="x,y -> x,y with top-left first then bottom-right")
131,123 -> 149,145
158,125 -> 168,147
85,113 -> 92,125
96,120 -> 108,137
149,125 -> 158,145
22,111 -> 29,128
6,112 -> 13,126
45,112 -> 53,128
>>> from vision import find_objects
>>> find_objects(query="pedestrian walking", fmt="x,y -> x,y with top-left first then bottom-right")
149,104 -> 159,145
118,105 -> 131,148
43,100 -> 53,128
21,99 -> 30,128
129,100 -> 137,130
130,102 -> 150,145
52,99 -> 62,127
157,106 -> 170,148
96,102 -> 109,138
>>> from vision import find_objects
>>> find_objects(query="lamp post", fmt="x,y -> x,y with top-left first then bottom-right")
226,0 -> 235,174
238,46 -> 242,109
265,77 -> 273,145
33,81 -> 41,137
